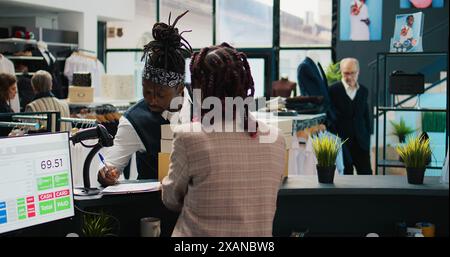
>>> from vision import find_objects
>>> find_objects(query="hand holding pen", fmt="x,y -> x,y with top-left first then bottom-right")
97,153 -> 120,186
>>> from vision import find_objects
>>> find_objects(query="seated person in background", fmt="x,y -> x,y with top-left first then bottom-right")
162,42 -> 286,237
25,70 -> 71,132
0,73 -> 17,137
272,74 -> 296,97
97,11 -> 193,186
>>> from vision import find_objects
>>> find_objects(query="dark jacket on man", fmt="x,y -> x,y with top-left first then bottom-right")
124,100 -> 169,179
0,101 -> 13,137
329,81 -> 371,151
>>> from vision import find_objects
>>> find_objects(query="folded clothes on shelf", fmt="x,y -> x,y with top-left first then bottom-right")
285,96 -> 325,114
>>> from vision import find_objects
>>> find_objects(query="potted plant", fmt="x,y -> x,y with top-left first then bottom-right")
390,117 -> 415,143
81,210 -> 118,237
311,134 -> 346,184
396,134 -> 432,185
325,61 -> 342,86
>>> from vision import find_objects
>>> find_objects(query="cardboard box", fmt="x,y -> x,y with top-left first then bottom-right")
284,150 -> 289,178
263,119 -> 293,135
101,75 -> 135,100
284,134 -> 293,150
161,124 -> 174,140
160,139 -> 173,154
68,86 -> 94,103
158,152 -> 170,182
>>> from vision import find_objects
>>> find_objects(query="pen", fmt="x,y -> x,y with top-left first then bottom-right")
98,153 -> 109,172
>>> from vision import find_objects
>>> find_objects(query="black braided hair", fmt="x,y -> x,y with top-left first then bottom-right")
142,10 -> 193,74
190,42 -> 258,136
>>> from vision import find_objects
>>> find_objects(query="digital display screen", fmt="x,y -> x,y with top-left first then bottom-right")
0,133 -> 74,234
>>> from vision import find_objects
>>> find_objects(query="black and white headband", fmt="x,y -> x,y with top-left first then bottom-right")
142,57 -> 185,88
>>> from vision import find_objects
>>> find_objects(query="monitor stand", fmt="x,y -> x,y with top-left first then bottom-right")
74,187 -> 101,196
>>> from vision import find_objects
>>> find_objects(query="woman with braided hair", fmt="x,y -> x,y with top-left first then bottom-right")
161,43 -> 286,236
98,11 -> 193,186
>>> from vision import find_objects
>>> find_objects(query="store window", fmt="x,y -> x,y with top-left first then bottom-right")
280,0 -> 332,47
279,49 -> 332,95
216,0 -> 273,48
247,58 -> 266,98
160,0 -> 213,49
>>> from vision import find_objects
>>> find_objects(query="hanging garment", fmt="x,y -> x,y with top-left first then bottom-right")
300,132 -> 344,176
441,151 -> 449,184
0,54 -> 20,113
64,53 -> 105,97
287,133 -> 302,176
38,46 -> 65,99
0,101 -> 14,137
16,74 -> 35,110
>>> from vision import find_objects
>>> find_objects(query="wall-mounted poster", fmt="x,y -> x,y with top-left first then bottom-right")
400,0 -> 444,9
390,12 -> 424,52
340,0 -> 383,41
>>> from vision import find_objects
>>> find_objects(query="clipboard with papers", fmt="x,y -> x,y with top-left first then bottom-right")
101,181 -> 161,195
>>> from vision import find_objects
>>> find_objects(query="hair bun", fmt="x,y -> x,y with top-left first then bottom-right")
152,22 -> 181,49
141,10 -> 192,72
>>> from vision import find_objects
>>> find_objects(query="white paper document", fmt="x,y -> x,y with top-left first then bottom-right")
101,182 -> 161,195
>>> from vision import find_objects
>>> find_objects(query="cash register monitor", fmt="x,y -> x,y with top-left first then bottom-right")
0,132 -> 74,234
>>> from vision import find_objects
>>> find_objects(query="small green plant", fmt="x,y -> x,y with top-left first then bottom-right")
396,134 -> 432,168
82,211 -> 117,237
325,61 -> 342,85
390,118 -> 415,143
311,134 -> 346,167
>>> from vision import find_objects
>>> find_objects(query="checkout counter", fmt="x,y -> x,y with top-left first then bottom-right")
5,175 -> 448,237
70,175 -> 448,237
273,175 -> 448,237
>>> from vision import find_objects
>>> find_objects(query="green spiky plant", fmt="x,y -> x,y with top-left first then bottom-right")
311,134 -> 346,168
396,134 -> 432,168
82,211 -> 117,237
325,61 -> 342,86
390,117 -> 415,143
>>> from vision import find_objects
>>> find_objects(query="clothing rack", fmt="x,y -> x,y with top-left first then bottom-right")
13,114 -> 97,125
12,114 -> 48,121
71,47 -> 96,54
292,115 -> 327,132
3,111 -> 60,132
12,113 -> 97,131
0,121 -> 40,129
60,117 -> 97,125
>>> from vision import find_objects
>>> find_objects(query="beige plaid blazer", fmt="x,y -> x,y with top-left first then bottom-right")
25,96 -> 71,132
162,122 -> 286,237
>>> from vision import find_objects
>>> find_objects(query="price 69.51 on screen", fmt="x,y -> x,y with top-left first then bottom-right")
37,157 -> 67,173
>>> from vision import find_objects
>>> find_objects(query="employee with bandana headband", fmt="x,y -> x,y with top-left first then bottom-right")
98,11 -> 193,186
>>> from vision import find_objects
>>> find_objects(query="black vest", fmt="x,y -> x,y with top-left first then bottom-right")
125,100 -> 169,179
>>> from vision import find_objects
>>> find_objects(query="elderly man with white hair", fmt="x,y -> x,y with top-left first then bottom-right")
25,70 -> 71,132
329,58 -> 372,175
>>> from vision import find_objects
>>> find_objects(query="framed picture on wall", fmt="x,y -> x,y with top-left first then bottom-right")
339,0 -> 383,41
390,12 -> 424,52
400,0 -> 445,9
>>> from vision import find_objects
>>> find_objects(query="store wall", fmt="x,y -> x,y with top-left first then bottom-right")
107,0 -> 156,49
336,0 -> 449,96
336,1 -> 449,169
0,0 -> 136,52
1,0 -> 135,21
